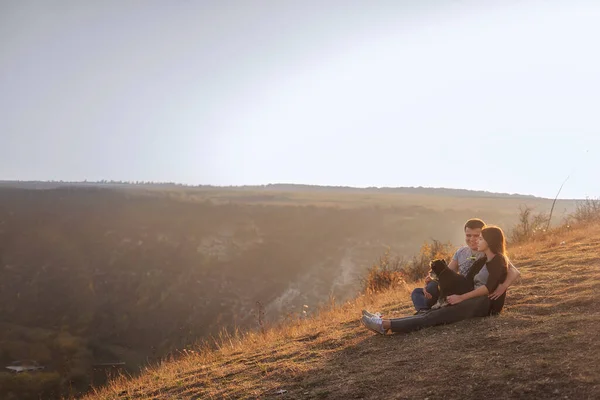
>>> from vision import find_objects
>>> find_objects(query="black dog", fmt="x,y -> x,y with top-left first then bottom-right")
428,259 -> 473,308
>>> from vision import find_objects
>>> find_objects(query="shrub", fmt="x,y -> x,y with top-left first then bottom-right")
362,240 -> 455,293
404,240 -> 455,282
509,206 -> 549,244
570,197 -> 600,224
361,249 -> 406,294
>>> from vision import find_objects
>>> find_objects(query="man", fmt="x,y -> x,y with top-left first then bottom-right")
411,218 -> 520,312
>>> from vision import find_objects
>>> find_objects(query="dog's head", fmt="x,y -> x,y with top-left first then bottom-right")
429,259 -> 448,278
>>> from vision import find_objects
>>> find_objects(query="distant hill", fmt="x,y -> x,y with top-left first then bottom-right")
261,183 -> 541,199
0,181 -> 541,199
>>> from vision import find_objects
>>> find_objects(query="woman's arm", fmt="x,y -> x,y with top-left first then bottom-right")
489,262 -> 520,300
447,285 -> 488,305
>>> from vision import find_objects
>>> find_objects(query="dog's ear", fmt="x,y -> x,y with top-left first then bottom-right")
430,259 -> 447,275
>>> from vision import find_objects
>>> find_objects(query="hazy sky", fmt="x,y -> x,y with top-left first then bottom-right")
1,0 -> 599,198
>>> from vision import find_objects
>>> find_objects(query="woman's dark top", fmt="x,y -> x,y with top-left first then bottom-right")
465,254 -> 508,314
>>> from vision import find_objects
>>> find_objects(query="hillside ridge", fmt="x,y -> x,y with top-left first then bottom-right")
0,181 -> 542,199
86,223 -> 600,399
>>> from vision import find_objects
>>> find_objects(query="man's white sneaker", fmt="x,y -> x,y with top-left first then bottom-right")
361,309 -> 382,319
361,315 -> 385,335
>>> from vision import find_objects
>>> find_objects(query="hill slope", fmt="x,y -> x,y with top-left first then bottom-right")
87,223 -> 600,399
0,185 -> 576,395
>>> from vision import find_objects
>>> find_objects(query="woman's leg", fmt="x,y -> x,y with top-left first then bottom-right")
384,296 -> 490,334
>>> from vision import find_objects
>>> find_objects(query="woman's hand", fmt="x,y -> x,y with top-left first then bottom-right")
447,294 -> 464,305
489,282 -> 508,300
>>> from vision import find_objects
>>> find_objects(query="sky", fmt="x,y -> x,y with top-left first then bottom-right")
1,0 -> 599,199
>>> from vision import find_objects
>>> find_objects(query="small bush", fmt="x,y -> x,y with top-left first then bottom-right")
362,240 -> 455,293
361,249 -> 406,294
404,240 -> 455,282
571,198 -> 600,224
509,206 -> 549,244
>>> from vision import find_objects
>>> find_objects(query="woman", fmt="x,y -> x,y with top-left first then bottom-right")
361,225 -> 509,335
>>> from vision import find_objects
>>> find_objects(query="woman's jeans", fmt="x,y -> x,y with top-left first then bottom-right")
390,296 -> 491,333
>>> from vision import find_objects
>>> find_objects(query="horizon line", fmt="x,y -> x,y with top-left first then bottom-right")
0,179 -> 571,200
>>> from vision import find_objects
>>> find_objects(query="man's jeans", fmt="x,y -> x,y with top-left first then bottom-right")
411,281 -> 440,311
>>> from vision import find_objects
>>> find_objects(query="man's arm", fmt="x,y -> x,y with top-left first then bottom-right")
506,263 -> 521,287
447,258 -> 459,272
489,262 -> 520,300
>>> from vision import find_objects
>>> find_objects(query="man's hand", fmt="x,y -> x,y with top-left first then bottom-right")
489,282 -> 508,300
423,275 -> 433,299
423,286 -> 432,299
447,294 -> 463,305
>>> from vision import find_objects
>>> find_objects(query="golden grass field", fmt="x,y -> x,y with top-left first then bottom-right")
86,221 -> 600,399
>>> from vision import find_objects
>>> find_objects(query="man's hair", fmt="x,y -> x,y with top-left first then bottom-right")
464,218 -> 486,231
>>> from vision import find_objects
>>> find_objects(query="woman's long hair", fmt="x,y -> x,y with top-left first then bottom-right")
481,225 -> 507,262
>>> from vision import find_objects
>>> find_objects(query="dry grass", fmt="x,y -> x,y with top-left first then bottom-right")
361,240 -> 454,294
86,223 -> 600,400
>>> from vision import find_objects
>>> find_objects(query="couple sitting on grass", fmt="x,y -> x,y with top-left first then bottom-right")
361,218 -> 521,335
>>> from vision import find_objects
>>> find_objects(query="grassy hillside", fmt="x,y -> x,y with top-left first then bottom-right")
86,222 -> 600,399
0,184 -> 579,397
